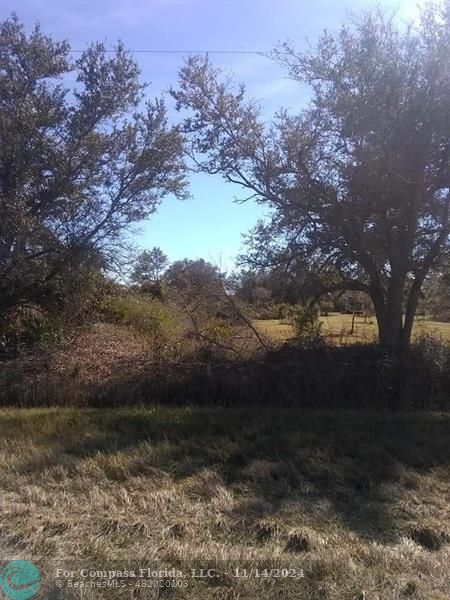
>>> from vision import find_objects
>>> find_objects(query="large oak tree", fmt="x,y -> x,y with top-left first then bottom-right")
0,15 -> 187,320
172,3 -> 450,352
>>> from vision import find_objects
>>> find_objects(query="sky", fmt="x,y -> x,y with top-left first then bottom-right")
3,0 -> 427,270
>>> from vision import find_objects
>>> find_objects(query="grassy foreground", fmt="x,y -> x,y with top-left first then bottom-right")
0,408 -> 449,599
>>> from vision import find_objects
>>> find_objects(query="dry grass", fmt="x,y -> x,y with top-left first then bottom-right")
0,408 -> 449,599
0,323 -> 157,407
0,315 -> 267,406
51,322 -> 152,382
254,313 -> 450,345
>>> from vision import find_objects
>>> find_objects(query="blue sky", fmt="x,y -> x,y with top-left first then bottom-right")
3,0 -> 426,270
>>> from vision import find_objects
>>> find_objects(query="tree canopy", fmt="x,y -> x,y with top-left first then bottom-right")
0,15 -> 187,319
164,258 -> 222,295
172,3 -> 450,351
131,247 -> 169,285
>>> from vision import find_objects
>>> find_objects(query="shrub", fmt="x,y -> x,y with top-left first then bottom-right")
0,270 -> 119,354
21,314 -> 65,350
291,304 -> 323,346
100,292 -> 181,341
412,333 -> 449,374
0,307 -> 66,353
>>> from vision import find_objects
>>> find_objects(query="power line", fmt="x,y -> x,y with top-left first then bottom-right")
70,49 -> 276,54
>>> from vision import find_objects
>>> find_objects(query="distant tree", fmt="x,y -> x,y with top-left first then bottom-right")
164,258 -> 222,297
231,270 -> 266,305
163,258 -> 266,350
173,3 -> 450,352
131,247 -> 169,285
0,15 -> 187,322
234,254 -> 337,308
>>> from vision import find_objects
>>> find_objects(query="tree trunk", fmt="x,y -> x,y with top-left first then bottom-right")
382,273 -> 411,352
374,285 -> 421,354
402,280 -> 422,350
373,278 -> 406,353
376,313 -> 403,353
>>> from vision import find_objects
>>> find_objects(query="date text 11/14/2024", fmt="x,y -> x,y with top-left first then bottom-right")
191,568 -> 305,579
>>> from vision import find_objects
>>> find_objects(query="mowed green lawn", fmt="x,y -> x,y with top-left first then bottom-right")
0,407 -> 449,599
254,313 -> 450,345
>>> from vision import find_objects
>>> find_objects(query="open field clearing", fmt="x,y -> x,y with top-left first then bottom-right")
254,314 -> 450,345
0,407 -> 449,599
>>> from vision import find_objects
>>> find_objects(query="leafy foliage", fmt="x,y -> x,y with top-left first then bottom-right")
101,292 -> 179,340
291,304 -> 323,346
172,4 -> 450,351
0,15 -> 187,325
131,247 -> 169,285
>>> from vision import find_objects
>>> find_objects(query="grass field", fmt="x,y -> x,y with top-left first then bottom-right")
254,313 -> 450,345
1,407 -> 449,599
